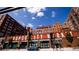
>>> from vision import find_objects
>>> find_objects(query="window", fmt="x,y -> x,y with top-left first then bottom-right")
4,23 -> 8,27
3,26 -> 6,29
2,29 -> 5,32
5,21 -> 9,24
72,31 -> 78,37
0,32 -> 3,36
31,35 -> 35,39
42,34 -> 48,39
40,41 -> 49,48
37,34 -> 41,39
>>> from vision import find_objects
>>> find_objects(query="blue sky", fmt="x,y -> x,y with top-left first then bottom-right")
7,7 -> 71,29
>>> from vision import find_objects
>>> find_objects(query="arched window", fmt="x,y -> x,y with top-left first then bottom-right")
42,34 -> 48,39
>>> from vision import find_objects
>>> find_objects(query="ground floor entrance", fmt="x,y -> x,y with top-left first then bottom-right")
11,42 -> 18,49
52,38 -> 62,49
20,42 -> 27,49
29,41 -> 38,47
40,41 -> 49,48
3,42 -> 9,49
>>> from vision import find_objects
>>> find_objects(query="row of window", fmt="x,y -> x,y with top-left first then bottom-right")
29,42 -> 49,48
33,29 -> 62,35
32,31 -> 78,39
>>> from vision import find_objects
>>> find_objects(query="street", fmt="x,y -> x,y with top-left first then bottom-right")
1,48 -> 79,51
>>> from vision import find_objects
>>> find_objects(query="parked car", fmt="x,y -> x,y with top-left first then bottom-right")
27,46 -> 39,51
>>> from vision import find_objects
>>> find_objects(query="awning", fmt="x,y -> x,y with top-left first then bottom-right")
32,40 -> 38,42
54,38 -> 62,40
39,39 -> 50,41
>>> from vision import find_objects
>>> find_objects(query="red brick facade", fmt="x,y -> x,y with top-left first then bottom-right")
0,7 -> 79,48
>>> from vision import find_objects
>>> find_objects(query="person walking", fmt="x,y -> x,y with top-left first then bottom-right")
1,39 -> 5,49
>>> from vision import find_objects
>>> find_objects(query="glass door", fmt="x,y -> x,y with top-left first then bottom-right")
12,42 -> 18,49
40,41 -> 49,48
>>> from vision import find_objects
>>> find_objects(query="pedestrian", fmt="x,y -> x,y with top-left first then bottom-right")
52,44 -> 55,50
55,43 -> 59,50
1,39 -> 5,49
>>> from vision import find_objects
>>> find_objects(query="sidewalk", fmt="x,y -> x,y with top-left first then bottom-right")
1,48 -> 79,51
1,49 -> 27,51
40,48 -> 79,51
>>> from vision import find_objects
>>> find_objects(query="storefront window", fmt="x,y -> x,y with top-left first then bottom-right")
40,41 -> 49,48
42,34 -> 48,39
12,43 -> 18,49
29,42 -> 38,47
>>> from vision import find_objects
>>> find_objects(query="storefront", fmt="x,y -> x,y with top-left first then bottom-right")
29,40 -> 38,47
52,38 -> 62,48
12,35 -> 27,49
20,42 -> 27,49
40,39 -> 50,48
11,42 -> 18,49
3,42 -> 9,49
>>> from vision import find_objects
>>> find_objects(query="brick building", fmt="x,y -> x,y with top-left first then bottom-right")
64,7 -> 79,31
30,22 -> 79,48
0,14 -> 26,37
0,14 -> 27,49
0,7 -> 79,49
63,7 -> 79,47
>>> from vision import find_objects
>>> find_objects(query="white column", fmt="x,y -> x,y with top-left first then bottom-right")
34,35 -> 35,39
25,35 -> 27,40
56,33 -> 60,38
22,36 -> 24,41
61,33 -> 65,38
18,36 -> 21,40
16,36 -> 18,41
41,34 -> 42,39
47,34 -> 50,38
70,31 -> 73,36
13,36 -> 15,40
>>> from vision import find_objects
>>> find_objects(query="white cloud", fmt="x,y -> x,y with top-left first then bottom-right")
18,20 -> 25,26
14,12 -> 18,15
22,23 -> 26,26
27,23 -> 33,28
26,7 -> 46,17
32,17 -> 36,19
38,25 -> 43,27
23,8 -> 26,12
52,11 -> 56,18
12,10 -> 19,16
26,7 -> 46,14
37,12 -> 44,17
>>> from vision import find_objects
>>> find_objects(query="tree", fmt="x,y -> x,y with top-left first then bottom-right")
66,32 -> 73,43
